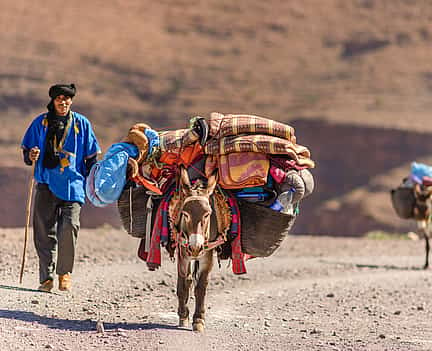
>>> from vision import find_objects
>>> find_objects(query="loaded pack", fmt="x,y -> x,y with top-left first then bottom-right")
391,162 -> 432,220
86,112 -> 315,272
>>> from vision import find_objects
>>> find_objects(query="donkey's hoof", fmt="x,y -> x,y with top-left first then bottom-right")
179,318 -> 189,328
193,320 -> 205,333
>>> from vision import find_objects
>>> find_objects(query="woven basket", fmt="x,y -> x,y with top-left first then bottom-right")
117,187 -> 160,238
390,186 -> 415,219
238,200 -> 296,257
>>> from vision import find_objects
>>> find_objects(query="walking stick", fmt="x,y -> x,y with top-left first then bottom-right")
19,163 -> 36,284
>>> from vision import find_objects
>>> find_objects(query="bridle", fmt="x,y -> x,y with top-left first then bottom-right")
176,195 -> 226,258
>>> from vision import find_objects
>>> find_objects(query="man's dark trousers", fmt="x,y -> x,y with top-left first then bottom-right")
33,184 -> 81,283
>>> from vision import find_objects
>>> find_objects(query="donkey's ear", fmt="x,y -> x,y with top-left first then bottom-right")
206,170 -> 218,195
179,166 -> 191,194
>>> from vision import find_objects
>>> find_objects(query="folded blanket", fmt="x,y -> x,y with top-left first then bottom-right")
204,134 -> 314,168
208,112 -> 295,142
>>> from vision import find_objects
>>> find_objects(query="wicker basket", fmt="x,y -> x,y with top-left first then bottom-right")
238,200 -> 296,257
117,187 -> 160,238
390,186 -> 415,219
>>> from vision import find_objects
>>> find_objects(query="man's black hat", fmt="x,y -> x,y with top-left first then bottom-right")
48,83 -> 76,99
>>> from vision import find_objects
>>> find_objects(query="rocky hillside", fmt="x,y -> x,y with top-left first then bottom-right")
1,0 -> 432,235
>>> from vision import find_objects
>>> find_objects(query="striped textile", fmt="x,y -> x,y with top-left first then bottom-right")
204,134 -> 315,168
144,186 -> 176,269
209,112 -> 295,142
159,129 -> 199,152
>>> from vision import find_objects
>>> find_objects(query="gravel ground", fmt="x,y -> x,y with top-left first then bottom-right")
1,227 -> 432,351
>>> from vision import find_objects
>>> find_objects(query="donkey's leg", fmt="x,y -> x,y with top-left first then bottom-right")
424,229 -> 430,269
177,256 -> 192,327
417,220 -> 430,269
193,251 -> 214,332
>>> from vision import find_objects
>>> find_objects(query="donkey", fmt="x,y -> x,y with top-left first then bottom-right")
413,183 -> 432,269
174,167 -> 224,332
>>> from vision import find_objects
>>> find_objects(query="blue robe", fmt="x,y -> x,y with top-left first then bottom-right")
21,111 -> 101,204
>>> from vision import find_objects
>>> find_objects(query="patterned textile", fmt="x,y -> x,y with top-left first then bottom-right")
218,152 -> 269,189
159,129 -> 199,152
137,143 -> 204,194
269,156 -> 310,172
226,195 -> 247,274
208,112 -> 295,142
204,134 -> 315,168
142,189 -> 174,270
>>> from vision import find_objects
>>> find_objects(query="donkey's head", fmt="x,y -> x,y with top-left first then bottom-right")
177,167 -> 218,257
414,183 -> 432,222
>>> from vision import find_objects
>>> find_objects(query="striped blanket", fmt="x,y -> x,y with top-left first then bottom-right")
204,134 -> 314,168
159,129 -> 199,151
208,112 -> 295,141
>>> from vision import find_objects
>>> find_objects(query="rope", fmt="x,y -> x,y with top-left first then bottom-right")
128,188 -> 133,233
145,196 -> 153,253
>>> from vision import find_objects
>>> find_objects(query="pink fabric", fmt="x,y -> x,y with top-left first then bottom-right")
423,176 -> 432,187
270,157 -> 309,171
269,165 -> 286,184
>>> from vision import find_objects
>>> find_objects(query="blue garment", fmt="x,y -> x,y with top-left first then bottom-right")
411,162 -> 432,182
144,128 -> 160,158
86,142 -> 138,207
21,111 -> 101,203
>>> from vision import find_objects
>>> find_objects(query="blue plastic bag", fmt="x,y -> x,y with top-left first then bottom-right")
86,142 -> 138,207
411,162 -> 432,183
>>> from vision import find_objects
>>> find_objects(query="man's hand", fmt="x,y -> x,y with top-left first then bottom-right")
29,147 -> 40,162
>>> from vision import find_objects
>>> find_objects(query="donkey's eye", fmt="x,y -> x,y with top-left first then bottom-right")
203,212 -> 211,220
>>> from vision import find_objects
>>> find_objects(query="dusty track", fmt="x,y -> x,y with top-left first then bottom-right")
1,228 -> 432,350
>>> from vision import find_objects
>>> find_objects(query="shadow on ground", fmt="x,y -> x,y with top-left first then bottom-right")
0,309 -> 185,332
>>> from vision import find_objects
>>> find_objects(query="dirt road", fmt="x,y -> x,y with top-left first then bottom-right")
1,227 -> 432,351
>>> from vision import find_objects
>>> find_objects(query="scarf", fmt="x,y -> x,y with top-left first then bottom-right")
43,109 -> 70,169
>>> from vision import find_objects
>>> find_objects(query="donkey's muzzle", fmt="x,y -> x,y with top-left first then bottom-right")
188,234 -> 205,257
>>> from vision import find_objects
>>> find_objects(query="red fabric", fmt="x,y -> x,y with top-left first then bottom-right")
269,165 -> 286,184
227,196 -> 248,274
423,176 -> 432,187
137,239 -> 148,261
131,174 -> 163,195
145,201 -> 164,270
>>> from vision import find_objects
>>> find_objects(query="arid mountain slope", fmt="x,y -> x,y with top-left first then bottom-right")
1,0 -> 432,234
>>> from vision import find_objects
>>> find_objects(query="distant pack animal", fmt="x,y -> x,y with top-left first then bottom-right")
413,183 -> 432,269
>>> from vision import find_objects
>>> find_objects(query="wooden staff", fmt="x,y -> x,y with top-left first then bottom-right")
19,163 -> 36,284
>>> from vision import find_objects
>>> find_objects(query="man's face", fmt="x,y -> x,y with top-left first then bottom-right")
53,95 -> 73,116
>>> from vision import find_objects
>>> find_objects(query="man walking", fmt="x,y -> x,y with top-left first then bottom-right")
21,83 -> 100,292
